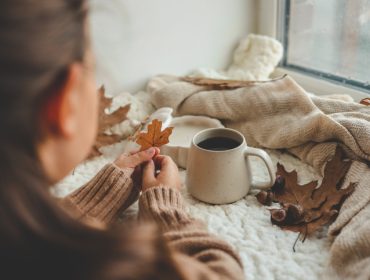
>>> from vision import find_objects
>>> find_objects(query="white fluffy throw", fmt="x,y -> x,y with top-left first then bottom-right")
190,34 -> 283,80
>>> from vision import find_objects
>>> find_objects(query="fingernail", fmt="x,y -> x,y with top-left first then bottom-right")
146,147 -> 155,154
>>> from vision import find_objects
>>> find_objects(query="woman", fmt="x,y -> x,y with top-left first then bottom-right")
0,0 -> 243,279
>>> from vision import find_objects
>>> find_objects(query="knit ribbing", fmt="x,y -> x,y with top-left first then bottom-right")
329,161 -> 370,236
326,202 -> 370,279
138,187 -> 192,230
138,188 -> 244,278
66,163 -> 138,224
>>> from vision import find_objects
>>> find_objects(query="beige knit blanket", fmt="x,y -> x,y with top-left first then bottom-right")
147,74 -> 370,279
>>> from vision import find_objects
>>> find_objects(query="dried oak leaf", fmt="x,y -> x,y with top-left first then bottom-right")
181,75 -> 287,90
257,148 -> 355,239
88,86 -> 130,159
135,119 -> 173,151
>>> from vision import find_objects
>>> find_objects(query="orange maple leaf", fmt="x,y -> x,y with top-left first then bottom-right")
136,119 -> 174,151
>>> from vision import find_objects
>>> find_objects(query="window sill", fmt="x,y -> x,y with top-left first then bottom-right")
272,67 -> 369,102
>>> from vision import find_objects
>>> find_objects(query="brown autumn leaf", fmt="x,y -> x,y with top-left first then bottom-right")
135,119 -> 173,151
256,147 -> 355,240
181,75 -> 287,90
360,98 -> 370,106
88,86 -> 131,159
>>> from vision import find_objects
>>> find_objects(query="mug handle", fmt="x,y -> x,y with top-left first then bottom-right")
244,147 -> 275,189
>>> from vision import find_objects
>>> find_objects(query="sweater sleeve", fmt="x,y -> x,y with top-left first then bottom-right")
61,163 -> 139,225
138,187 -> 244,280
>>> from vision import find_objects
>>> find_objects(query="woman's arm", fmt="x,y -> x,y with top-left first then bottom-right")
61,148 -> 158,226
61,163 -> 138,225
138,156 -> 244,280
139,187 -> 244,280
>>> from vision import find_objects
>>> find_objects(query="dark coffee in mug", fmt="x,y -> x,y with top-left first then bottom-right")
197,137 -> 240,151
187,128 -> 275,204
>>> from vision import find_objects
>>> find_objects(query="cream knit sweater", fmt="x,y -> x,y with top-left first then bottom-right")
147,74 -> 370,279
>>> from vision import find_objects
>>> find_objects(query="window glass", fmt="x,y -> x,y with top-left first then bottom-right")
282,0 -> 370,90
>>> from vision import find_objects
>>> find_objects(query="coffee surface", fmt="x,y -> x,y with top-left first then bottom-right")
197,137 -> 240,151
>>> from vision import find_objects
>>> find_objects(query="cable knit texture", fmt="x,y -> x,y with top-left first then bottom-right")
147,74 -> 370,279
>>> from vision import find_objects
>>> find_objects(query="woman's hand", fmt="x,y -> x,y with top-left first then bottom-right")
114,147 -> 160,169
142,155 -> 181,192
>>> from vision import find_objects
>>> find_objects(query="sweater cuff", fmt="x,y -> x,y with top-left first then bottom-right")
66,163 -> 138,224
138,187 -> 192,230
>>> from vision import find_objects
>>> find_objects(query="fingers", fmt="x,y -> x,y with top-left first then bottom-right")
142,160 -> 156,187
129,147 -> 156,167
115,146 -> 161,169
143,160 -> 155,176
132,165 -> 142,188
114,147 -> 157,169
142,155 -> 182,191
130,147 -> 160,156
153,147 -> 160,156
153,155 -> 176,172
153,154 -> 168,166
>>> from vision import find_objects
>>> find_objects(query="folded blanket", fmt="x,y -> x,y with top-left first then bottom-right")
147,74 -> 370,279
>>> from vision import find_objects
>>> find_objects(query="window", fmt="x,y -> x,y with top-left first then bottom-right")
279,0 -> 370,92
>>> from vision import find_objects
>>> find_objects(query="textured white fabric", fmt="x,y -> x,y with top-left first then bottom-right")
53,32 -> 370,278
147,74 -> 370,279
53,91 -> 331,280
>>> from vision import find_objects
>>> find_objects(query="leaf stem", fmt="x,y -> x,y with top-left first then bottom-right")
292,232 -> 301,252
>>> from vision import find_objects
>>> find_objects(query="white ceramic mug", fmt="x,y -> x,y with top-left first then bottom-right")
186,128 -> 275,204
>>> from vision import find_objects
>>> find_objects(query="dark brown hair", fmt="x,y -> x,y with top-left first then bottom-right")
0,1 -> 179,279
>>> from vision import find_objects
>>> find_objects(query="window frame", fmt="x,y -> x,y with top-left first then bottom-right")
257,0 -> 369,101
